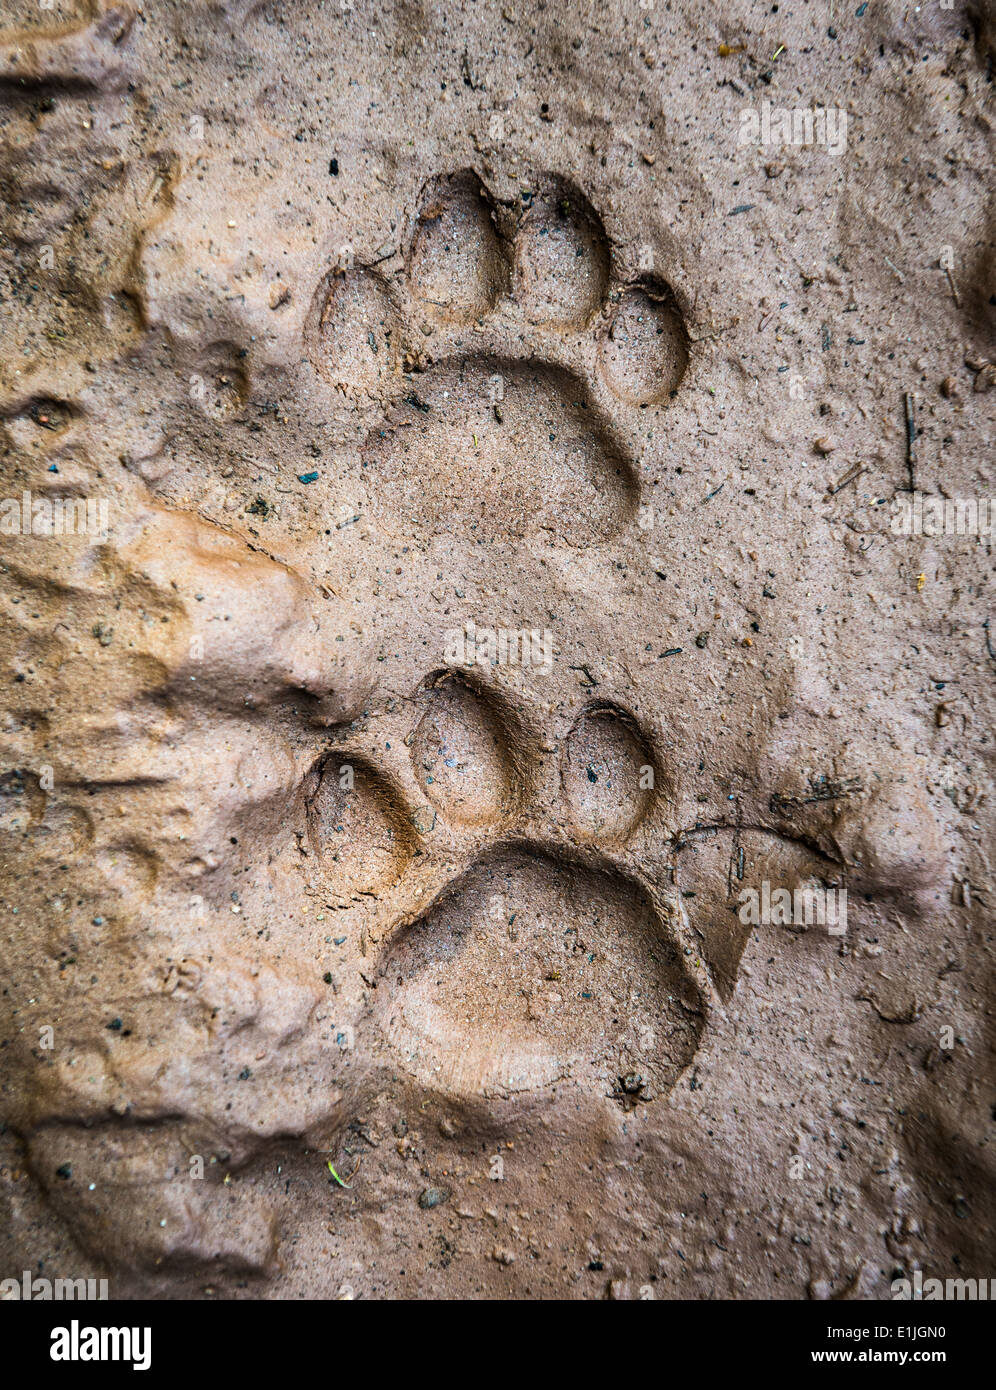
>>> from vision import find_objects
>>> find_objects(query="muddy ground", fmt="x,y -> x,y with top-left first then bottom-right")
0,0 -> 993,1299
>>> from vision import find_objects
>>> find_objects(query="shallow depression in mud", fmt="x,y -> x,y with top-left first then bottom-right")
370,846 -> 702,1100
361,356 -> 639,545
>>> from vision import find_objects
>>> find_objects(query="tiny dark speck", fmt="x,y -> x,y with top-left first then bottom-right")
729,204 -> 754,216
329,157 -> 339,176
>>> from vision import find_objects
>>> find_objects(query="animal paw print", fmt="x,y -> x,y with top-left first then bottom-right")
305,671 -> 702,1107
306,169 -> 689,547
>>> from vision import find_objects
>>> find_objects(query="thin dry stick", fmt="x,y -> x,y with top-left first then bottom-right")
904,392 -> 917,491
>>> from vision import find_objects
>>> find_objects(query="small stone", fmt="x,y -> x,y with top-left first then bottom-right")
418,1186 -> 450,1210
813,436 -> 836,454
491,1245 -> 515,1264
940,375 -> 958,398
973,363 -> 996,393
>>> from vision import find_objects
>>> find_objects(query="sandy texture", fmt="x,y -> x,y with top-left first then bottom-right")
0,0 -> 994,1299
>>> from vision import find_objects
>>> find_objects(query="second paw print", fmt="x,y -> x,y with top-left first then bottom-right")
306,671 -> 702,1106
307,168 -> 691,547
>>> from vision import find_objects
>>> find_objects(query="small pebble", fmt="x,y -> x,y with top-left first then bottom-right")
418,1186 -> 450,1210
